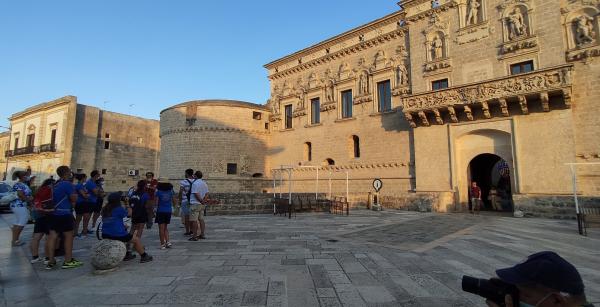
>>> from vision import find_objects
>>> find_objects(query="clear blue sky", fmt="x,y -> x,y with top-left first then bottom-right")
0,0 -> 399,129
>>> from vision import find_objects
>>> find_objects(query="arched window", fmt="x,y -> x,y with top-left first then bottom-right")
324,158 -> 335,166
350,135 -> 360,158
304,142 -> 312,161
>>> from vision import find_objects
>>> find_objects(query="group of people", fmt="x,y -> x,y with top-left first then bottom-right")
9,166 -> 210,270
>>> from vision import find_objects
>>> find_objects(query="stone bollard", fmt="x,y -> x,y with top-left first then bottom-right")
91,239 -> 127,273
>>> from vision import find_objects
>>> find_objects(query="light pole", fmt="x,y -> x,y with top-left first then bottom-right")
0,124 -> 12,181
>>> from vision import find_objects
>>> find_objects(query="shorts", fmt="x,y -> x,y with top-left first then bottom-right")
91,199 -> 103,213
132,211 -> 148,224
102,233 -> 133,243
33,215 -> 50,234
155,212 -> 172,224
471,198 -> 481,207
49,214 -> 75,233
11,206 -> 30,227
180,201 -> 190,216
189,204 -> 205,221
74,203 -> 89,215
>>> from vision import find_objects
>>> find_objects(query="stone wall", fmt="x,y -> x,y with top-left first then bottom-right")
513,194 -> 600,219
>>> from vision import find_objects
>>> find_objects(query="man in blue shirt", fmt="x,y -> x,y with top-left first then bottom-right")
46,166 -> 83,270
82,170 -> 101,236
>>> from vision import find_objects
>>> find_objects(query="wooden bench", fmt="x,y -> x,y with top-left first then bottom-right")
582,206 -> 600,229
273,197 -> 292,218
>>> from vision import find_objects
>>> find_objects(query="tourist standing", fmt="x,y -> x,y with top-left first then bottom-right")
470,181 -> 482,215
101,192 -> 153,263
46,166 -> 82,269
9,171 -> 32,246
90,177 -> 105,232
30,178 -> 55,263
129,180 -> 151,239
73,173 -> 90,238
82,170 -> 101,236
155,182 -> 175,249
178,169 -> 195,236
194,171 -> 209,239
144,172 -> 158,229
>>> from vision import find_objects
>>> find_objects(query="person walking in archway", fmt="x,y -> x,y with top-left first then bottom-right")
470,181 -> 482,215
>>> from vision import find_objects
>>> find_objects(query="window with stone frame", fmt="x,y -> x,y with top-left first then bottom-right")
304,142 -> 312,161
377,80 -> 392,112
341,90 -> 353,118
310,98 -> 320,124
510,60 -> 534,75
284,104 -> 293,129
432,78 -> 449,91
350,135 -> 360,159
227,163 -> 237,175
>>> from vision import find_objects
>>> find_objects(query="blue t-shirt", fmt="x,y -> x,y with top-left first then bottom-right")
11,182 -> 32,208
53,180 -> 75,216
102,206 -> 128,237
84,180 -> 98,203
75,182 -> 87,205
156,190 -> 174,213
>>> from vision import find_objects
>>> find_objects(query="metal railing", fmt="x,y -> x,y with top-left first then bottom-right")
4,143 -> 56,157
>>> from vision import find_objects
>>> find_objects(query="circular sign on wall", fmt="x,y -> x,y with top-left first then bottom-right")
373,178 -> 383,192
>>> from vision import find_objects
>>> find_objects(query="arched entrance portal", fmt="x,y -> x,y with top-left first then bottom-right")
468,154 -> 513,212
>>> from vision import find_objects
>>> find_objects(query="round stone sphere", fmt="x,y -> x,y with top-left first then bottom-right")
91,239 -> 127,271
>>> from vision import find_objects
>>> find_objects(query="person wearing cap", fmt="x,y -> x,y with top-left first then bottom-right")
100,191 -> 153,263
487,251 -> 594,307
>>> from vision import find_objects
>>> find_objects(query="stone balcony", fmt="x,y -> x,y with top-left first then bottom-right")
401,65 -> 573,127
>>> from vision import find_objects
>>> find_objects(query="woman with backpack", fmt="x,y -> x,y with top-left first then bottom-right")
30,178 -> 55,263
101,191 -> 153,263
10,171 -> 33,246
73,173 -> 90,238
128,180 -> 151,239
155,182 -> 176,249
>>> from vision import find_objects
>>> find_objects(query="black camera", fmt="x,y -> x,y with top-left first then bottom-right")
462,276 -> 519,307
120,196 -> 127,202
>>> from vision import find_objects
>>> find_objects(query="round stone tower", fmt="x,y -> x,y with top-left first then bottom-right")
160,100 -> 271,193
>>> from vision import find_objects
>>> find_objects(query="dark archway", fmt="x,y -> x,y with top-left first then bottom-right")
468,153 -> 513,212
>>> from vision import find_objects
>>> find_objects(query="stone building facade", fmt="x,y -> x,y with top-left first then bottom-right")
0,132 -> 9,180
159,0 -> 600,216
4,96 -> 160,191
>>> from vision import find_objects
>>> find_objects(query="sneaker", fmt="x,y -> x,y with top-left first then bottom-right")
62,259 -> 83,269
45,261 -> 56,270
30,256 -> 42,264
11,240 -> 24,247
166,242 -> 172,248
123,253 -> 136,261
160,244 -> 167,250
199,234 -> 206,240
140,254 -> 153,263
188,236 -> 199,241
183,231 -> 192,236
43,257 -> 50,265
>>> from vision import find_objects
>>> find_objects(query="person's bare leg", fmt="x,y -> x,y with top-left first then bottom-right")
199,219 -> 205,236
191,221 -> 198,237
47,231 -> 58,263
184,215 -> 190,233
30,233 -> 43,256
131,237 -> 145,255
63,231 -> 74,262
82,213 -> 91,235
91,212 -> 100,228
12,225 -> 24,243
74,215 -> 83,235
135,224 -> 144,239
158,224 -> 165,245
164,224 -> 170,243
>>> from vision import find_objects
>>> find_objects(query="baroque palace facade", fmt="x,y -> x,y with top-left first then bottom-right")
257,0 -> 600,214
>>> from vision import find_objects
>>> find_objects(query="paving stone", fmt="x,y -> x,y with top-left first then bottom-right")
319,297 -> 343,307
241,291 -> 267,306
268,280 -> 286,296
316,287 -> 337,298
356,286 -> 396,303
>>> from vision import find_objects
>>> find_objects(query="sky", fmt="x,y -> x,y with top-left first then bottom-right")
0,0 -> 399,129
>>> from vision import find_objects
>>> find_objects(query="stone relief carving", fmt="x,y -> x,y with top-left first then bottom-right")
467,0 -> 481,25
395,64 -> 409,87
573,15 -> 596,46
325,79 -> 335,103
501,37 -> 538,54
402,66 -> 573,112
424,59 -> 451,72
239,155 -> 250,176
296,87 -> 306,109
212,159 -> 225,174
339,62 -> 352,79
506,7 -> 528,40
358,71 -> 370,95
431,35 -> 444,59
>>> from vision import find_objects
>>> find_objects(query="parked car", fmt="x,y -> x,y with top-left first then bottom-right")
0,181 -> 13,211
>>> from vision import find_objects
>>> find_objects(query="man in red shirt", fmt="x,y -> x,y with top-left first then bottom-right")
144,172 -> 158,229
471,181 -> 482,215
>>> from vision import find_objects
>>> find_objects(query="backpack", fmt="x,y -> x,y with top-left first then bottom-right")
0,191 -> 18,204
185,179 -> 197,203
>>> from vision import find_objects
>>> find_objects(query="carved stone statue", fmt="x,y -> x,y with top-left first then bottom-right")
297,88 -> 306,109
395,64 -> 409,86
574,15 -> 595,46
466,0 -> 480,25
506,8 -> 526,40
270,95 -> 281,114
431,36 -> 444,60
326,80 -> 335,102
359,72 -> 369,95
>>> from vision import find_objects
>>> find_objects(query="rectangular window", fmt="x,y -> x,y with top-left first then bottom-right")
311,98 -> 320,124
105,133 -> 110,139
14,137 -> 19,150
104,141 -> 110,150
264,123 -> 269,130
227,163 -> 237,175
50,129 -> 57,145
101,169 -> 107,175
76,168 -> 83,174
510,60 -> 534,75
26,134 -> 35,147
341,90 -> 353,118
252,111 -> 262,120
432,79 -> 449,91
377,80 -> 392,112
284,104 -> 293,129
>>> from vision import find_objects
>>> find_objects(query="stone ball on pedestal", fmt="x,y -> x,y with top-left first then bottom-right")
91,239 -> 127,271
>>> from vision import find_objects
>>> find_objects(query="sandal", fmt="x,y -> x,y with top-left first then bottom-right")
188,236 -> 200,241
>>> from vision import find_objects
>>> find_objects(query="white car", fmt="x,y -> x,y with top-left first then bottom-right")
0,181 -> 13,211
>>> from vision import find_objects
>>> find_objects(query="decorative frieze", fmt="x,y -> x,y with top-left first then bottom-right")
424,58 -> 452,72
500,36 -> 538,54
566,46 -> 600,62
292,107 -> 306,118
320,101 -> 336,112
293,161 -> 411,172
354,94 -> 373,105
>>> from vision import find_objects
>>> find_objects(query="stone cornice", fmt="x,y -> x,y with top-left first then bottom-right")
269,28 -> 408,80
272,161 -> 413,172
264,10 -> 406,71
10,96 -> 76,120
160,126 -> 269,138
